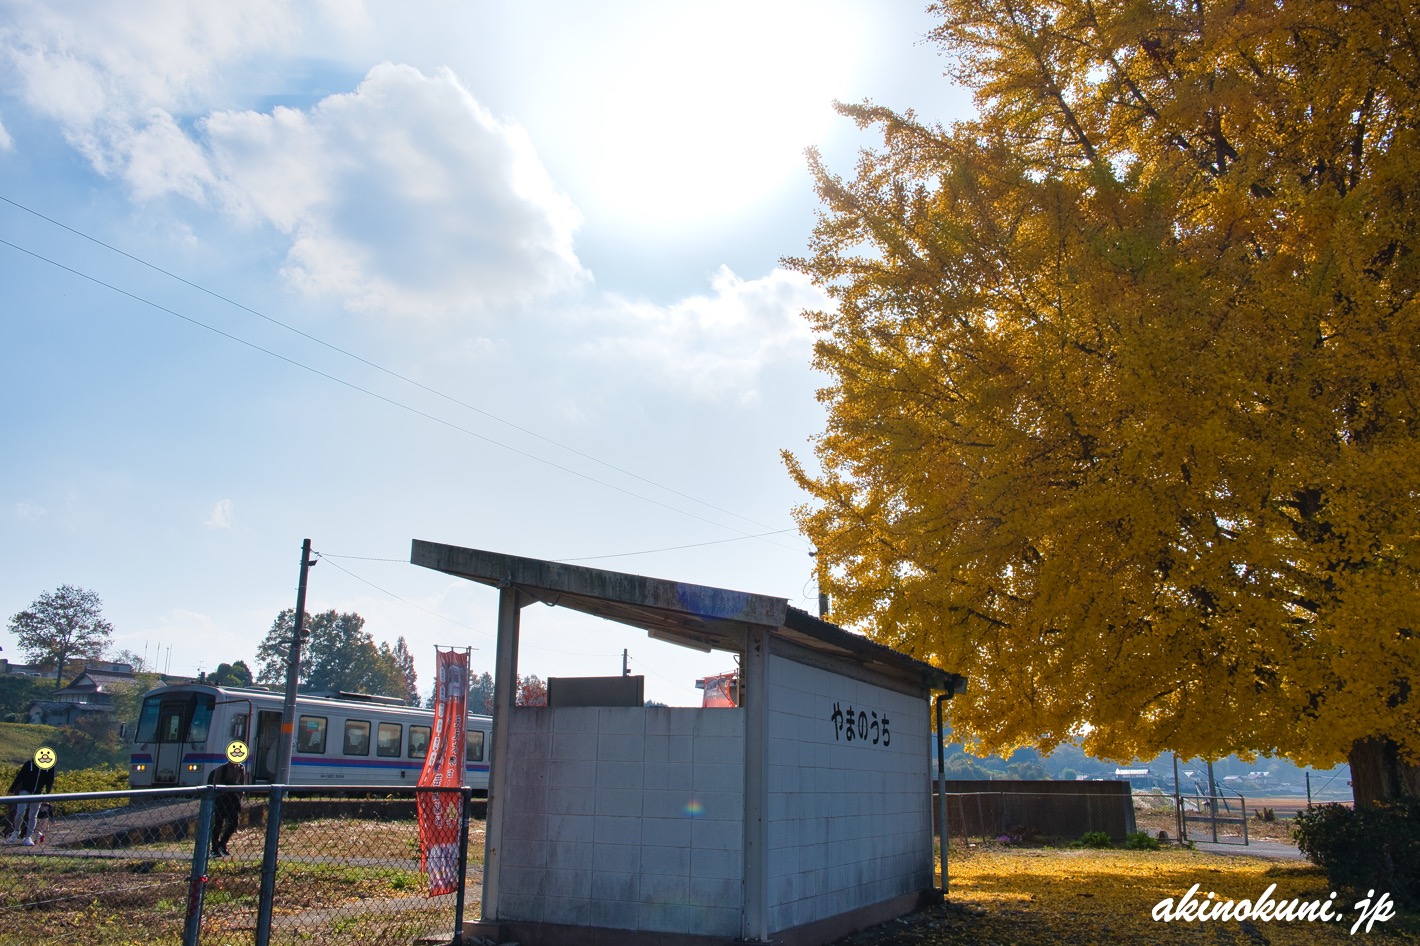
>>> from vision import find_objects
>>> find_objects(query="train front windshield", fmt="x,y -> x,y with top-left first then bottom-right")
133,691 -> 215,785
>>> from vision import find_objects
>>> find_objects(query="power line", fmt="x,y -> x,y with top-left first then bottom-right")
553,529 -> 797,562
0,193 -> 807,545
313,552 -> 488,636
315,551 -> 628,661
0,235 -> 803,551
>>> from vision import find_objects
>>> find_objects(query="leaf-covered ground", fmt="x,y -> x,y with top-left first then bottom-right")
830,847 -> 1420,945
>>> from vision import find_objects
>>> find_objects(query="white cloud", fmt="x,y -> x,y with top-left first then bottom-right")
1,6 -> 583,318
15,501 -> 46,521
204,498 -> 234,529
0,115 -> 11,151
2,0 -> 293,169
582,266 -> 826,403
204,64 -> 586,318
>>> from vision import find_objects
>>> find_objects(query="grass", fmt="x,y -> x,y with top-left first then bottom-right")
0,817 -> 473,946
0,722 -> 61,765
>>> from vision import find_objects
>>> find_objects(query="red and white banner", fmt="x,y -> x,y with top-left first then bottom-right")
701,671 -> 737,708
417,647 -> 469,896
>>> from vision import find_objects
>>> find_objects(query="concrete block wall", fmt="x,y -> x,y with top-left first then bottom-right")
499,706 -> 745,937
765,654 -> 933,933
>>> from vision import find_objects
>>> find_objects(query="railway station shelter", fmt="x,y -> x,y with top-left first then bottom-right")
411,540 -> 965,946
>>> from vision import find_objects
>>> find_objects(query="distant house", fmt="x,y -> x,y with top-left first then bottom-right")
0,658 -> 52,678
24,662 -> 198,730
26,662 -> 138,728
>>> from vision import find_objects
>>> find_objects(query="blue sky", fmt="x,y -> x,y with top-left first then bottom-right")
1,1 -> 971,705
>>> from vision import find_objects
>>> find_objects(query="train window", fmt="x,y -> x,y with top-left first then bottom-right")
408,725 -> 431,759
377,723 -> 402,758
297,716 -> 328,753
161,709 -> 184,742
344,720 -> 371,756
467,729 -> 485,763
135,699 -> 162,743
189,696 -> 215,743
230,714 -> 249,740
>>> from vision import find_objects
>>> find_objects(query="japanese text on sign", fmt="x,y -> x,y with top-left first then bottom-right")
829,702 -> 890,746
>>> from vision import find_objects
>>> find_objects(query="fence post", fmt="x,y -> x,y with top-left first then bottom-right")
255,786 -> 287,946
452,788 -> 472,946
1241,794 -> 1249,846
183,786 -> 216,946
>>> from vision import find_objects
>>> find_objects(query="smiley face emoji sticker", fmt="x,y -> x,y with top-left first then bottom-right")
226,741 -> 249,765
33,746 -> 57,770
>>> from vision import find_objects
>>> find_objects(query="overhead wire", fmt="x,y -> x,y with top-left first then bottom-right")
0,235 -> 804,551
552,528 -> 797,562
0,193 -> 808,548
316,550 -> 630,661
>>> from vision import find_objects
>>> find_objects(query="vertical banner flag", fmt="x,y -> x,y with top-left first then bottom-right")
417,647 -> 470,896
701,671 -> 737,708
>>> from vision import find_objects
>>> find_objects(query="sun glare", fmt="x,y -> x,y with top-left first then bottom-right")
588,4 -> 855,230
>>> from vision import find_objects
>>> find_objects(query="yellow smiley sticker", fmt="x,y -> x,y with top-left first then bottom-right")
33,746 -> 57,770
226,741 -> 249,764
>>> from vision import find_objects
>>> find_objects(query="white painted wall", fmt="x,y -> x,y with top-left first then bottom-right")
498,706 -> 745,936
765,653 -> 933,933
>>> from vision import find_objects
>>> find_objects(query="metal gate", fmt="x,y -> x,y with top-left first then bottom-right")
1178,793 -> 1249,845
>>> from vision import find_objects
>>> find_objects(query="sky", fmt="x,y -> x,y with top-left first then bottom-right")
0,1 -> 974,708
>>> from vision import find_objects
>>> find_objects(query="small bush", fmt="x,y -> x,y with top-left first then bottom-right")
1076,830 -> 1113,849
1125,831 -> 1161,850
1294,798 -> 1420,910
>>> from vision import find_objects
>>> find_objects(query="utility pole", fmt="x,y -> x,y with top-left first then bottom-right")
811,550 -> 829,618
622,649 -> 629,676
275,539 -> 316,785
1206,759 -> 1219,843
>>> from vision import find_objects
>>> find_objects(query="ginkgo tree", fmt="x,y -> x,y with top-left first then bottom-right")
785,0 -> 1418,805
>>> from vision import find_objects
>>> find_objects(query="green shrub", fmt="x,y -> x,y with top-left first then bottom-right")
1,762 -> 131,814
1125,831 -> 1162,850
1076,830 -> 1113,849
1294,798 -> 1420,910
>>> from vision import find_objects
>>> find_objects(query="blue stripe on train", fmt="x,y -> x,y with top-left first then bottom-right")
290,756 -> 490,773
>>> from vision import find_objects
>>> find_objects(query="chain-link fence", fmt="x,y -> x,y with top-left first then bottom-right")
0,785 -> 480,946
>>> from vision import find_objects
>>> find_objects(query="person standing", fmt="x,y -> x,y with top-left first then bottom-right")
7,757 -> 56,846
206,759 -> 246,857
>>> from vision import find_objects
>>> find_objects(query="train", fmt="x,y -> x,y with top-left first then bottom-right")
127,683 -> 493,791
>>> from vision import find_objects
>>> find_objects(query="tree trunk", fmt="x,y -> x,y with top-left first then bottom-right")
1348,737 -> 1420,806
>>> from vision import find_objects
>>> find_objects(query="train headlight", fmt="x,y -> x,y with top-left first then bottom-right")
185,763 -> 201,773
132,764 -> 147,772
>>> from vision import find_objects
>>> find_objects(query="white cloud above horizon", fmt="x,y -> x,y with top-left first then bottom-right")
581,266 -> 825,403
2,4 -> 586,320
204,64 -> 586,318
15,501 -> 46,522
204,498 -> 234,529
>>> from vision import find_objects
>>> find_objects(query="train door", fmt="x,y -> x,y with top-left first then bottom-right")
152,700 -> 188,786
254,711 -> 283,783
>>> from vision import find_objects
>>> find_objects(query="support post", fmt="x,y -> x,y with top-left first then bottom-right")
276,539 -> 315,785
482,586 -> 524,923
182,787 -> 215,946
936,695 -> 948,893
741,626 -> 770,943
452,787 -> 472,945
1207,760 -> 1220,843
254,786 -> 286,946
1173,753 -> 1183,842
